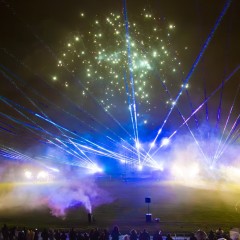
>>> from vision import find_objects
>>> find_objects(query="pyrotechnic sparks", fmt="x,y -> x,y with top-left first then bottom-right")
55,9 -> 184,115
0,0 -> 239,190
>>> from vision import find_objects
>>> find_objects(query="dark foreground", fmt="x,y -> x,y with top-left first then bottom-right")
0,179 -> 240,233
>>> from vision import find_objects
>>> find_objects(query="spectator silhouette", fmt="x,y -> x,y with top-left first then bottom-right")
166,234 -> 173,240
60,231 -> 67,240
130,229 -> 138,240
69,228 -> 77,240
111,226 -> 121,240
190,233 -> 197,240
41,229 -> 49,240
139,229 -> 150,240
9,227 -> 16,240
216,228 -> 224,239
33,229 -> 39,240
208,230 -> 216,240
54,230 -> 61,240
153,230 -> 162,240
2,224 -> 9,240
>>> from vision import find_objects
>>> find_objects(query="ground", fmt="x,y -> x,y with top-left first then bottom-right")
0,178 -> 240,234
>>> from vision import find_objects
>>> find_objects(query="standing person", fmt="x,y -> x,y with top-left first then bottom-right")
9,227 -> 16,240
111,226 -> 121,240
190,233 -> 197,240
2,224 -> 9,240
130,229 -> 138,240
33,229 -> 39,240
153,230 -> 163,240
69,228 -> 77,240
54,230 -> 61,240
139,229 -> 150,240
208,230 -> 216,240
41,229 -> 49,240
60,231 -> 67,240
216,228 -> 224,239
166,234 -> 173,240
99,229 -> 110,240
103,229 -> 110,240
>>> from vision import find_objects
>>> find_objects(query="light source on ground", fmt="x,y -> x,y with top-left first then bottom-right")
150,141 -> 155,148
88,164 -> 104,174
24,170 -> 33,179
171,162 -> 200,182
220,165 -> 240,182
120,159 -> 126,164
37,171 -> 49,180
47,167 -> 60,173
136,141 -> 141,149
161,137 -> 170,147
137,164 -> 143,171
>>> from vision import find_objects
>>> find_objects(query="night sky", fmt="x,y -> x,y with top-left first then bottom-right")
0,0 -> 240,172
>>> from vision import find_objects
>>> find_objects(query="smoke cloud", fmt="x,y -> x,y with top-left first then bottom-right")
0,162 -> 113,218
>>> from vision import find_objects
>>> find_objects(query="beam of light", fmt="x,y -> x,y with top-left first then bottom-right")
213,83 -> 240,161
46,140 -> 91,167
54,138 -> 90,164
143,76 -> 208,165
0,110 -> 48,139
37,171 -> 49,180
123,0 -> 141,165
75,139 -> 137,163
150,142 -> 155,148
62,137 -> 121,165
86,164 -> 104,174
215,76 -> 225,129
0,66 -> 86,154
149,161 -> 164,171
0,65 -> 56,126
135,141 -> 141,149
69,139 -> 96,165
0,107 -> 140,168
203,77 -> 209,122
120,139 -> 161,168
171,162 -> 200,182
0,98 -> 90,164
161,77 -> 208,162
120,143 -> 158,166
46,167 -> 60,173
0,146 -> 60,177
151,65 -> 240,157
220,165 -> 240,183
216,114 -> 240,159
24,170 -> 33,179
0,122 -> 15,135
160,137 -> 170,147
233,129 -> 240,143
137,164 -> 143,171
0,113 -> 94,166
182,80 -> 199,129
1,95 -> 138,169
0,73 -> 138,173
148,0 -> 233,153
2,19 -> 135,145
1,64 -> 117,166
0,61 -> 101,136
124,71 -> 137,143
0,110 -> 94,168
0,145 -> 32,162
0,0 -> 236,177
2,62 -> 137,164
0,96 -> 59,142
1,11 -> 185,170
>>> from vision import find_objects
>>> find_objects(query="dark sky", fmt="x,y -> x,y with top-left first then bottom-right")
0,0 -> 239,166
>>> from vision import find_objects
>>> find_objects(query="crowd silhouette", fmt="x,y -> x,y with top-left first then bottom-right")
0,224 -> 235,240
